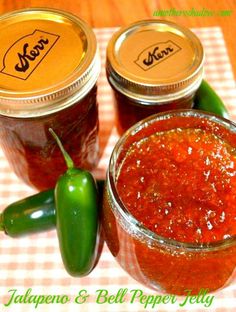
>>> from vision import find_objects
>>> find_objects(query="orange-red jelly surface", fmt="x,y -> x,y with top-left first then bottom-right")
117,127 -> 236,243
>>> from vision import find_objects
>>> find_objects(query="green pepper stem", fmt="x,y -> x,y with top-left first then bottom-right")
49,128 -> 74,169
0,213 -> 4,231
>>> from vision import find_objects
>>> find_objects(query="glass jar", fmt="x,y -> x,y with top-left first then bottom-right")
106,20 -> 204,134
0,8 -> 100,190
103,110 -> 236,295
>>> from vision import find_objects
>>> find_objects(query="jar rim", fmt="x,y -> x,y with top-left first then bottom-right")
107,69 -> 203,104
107,109 -> 236,252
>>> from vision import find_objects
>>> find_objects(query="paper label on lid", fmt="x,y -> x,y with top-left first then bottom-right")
134,40 -> 182,71
0,29 -> 60,80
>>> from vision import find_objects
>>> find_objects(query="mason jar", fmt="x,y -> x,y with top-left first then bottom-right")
103,110 -> 236,294
106,20 -> 204,134
0,8 -> 100,190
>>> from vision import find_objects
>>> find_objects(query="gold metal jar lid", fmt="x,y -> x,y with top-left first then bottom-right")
0,8 -> 100,117
106,19 -> 204,103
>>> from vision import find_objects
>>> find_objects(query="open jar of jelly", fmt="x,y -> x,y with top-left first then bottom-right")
0,8 -> 100,190
103,110 -> 236,294
106,20 -> 204,134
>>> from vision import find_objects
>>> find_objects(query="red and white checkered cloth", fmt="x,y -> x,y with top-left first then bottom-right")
0,27 -> 236,312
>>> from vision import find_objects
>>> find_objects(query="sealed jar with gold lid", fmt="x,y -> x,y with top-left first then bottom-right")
106,19 -> 204,134
0,8 -> 100,190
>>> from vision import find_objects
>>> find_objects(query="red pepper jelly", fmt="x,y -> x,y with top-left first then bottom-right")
103,110 -> 236,294
0,9 -> 100,190
106,20 -> 204,135
117,128 -> 236,243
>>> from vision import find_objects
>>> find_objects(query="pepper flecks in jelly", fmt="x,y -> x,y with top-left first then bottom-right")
116,128 -> 236,243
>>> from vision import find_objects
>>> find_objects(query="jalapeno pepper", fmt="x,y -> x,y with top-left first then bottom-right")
49,128 -> 99,277
0,180 -> 104,238
0,189 -> 55,237
194,79 -> 229,119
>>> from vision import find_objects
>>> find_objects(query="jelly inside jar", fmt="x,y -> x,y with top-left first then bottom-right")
116,127 -> 236,243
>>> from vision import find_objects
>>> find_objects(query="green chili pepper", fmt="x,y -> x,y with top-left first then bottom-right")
0,189 -> 55,237
49,128 -> 99,277
194,79 -> 229,119
0,180 -> 104,238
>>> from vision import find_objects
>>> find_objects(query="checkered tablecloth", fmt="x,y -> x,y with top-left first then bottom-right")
0,27 -> 236,312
